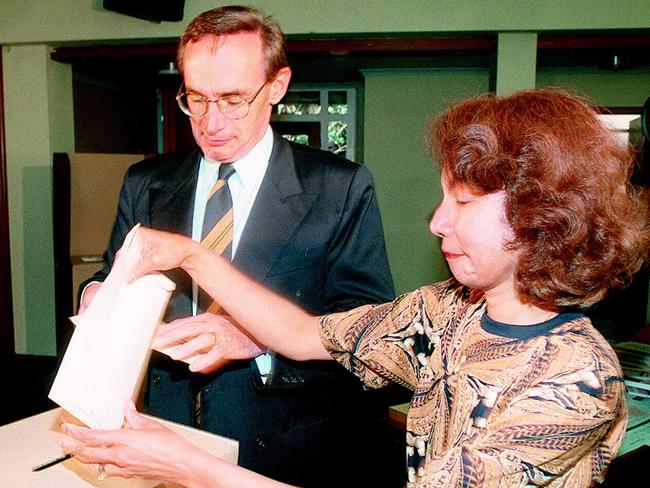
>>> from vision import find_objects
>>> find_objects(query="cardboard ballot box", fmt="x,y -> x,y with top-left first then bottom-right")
0,408 -> 238,487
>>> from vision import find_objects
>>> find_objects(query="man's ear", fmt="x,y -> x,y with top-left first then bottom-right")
269,67 -> 292,105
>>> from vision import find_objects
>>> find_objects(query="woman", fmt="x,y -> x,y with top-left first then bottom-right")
61,89 -> 649,487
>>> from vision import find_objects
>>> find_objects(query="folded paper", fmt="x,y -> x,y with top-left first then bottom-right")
49,225 -> 176,429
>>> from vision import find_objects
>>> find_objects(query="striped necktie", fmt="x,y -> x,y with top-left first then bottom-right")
195,163 -> 235,425
197,163 -> 235,314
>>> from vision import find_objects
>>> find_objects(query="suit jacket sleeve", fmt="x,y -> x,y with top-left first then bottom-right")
257,160 -> 395,391
322,164 -> 394,311
78,163 -> 148,294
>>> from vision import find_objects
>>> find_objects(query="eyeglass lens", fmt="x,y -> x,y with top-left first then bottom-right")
179,94 -> 249,119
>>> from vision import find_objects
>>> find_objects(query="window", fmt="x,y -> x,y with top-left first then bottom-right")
272,85 -> 358,161
598,113 -> 642,144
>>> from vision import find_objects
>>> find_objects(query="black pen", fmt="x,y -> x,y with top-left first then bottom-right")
32,454 -> 72,472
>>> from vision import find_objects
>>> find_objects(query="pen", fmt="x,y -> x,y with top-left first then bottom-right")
32,454 -> 72,472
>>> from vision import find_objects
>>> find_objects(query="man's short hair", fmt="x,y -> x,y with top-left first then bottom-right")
177,5 -> 289,79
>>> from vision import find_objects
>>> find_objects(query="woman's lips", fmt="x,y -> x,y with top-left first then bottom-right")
443,251 -> 463,260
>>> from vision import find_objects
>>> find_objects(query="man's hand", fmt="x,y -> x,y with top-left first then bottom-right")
153,313 -> 265,374
77,281 -> 102,315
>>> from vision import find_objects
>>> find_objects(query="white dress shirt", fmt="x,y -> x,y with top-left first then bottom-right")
191,126 -> 274,379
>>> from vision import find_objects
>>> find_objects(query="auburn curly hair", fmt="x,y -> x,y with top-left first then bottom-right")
429,88 -> 649,308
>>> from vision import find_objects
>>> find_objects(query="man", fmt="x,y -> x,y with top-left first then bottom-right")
81,6 -> 395,487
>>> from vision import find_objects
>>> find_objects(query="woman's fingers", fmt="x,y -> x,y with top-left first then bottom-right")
61,423 -> 115,447
123,401 -> 154,431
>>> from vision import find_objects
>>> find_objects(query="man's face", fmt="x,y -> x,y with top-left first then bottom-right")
181,32 -> 291,162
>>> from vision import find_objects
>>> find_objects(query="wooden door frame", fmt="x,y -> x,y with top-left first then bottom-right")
0,47 -> 16,358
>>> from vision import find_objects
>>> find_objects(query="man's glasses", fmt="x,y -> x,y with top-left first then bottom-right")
176,80 -> 269,120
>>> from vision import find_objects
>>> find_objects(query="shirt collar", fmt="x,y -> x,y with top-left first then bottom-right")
203,126 -> 273,191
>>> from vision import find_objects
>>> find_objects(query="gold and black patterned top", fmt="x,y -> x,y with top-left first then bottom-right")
319,279 -> 627,487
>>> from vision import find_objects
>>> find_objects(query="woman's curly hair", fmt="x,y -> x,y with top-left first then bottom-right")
429,88 -> 649,308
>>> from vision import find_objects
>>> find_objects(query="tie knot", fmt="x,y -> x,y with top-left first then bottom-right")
218,164 -> 236,181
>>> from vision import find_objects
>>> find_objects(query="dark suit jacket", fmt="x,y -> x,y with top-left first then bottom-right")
88,133 -> 395,486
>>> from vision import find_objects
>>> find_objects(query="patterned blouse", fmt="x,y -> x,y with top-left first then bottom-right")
319,280 -> 627,487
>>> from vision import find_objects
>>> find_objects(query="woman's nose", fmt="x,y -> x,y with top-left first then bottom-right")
429,204 -> 451,238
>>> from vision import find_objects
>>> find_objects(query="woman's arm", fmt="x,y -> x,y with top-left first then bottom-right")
129,226 -> 330,361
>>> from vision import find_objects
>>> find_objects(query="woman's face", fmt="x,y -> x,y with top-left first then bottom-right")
430,173 -> 519,298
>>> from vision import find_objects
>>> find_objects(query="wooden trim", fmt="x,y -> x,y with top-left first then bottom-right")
50,42 -> 178,62
538,33 -> 650,50
285,36 -> 496,55
595,106 -> 643,115
0,47 -> 16,358
50,35 -> 497,62
49,32 -> 650,63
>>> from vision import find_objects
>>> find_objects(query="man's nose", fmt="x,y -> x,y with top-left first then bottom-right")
203,102 -> 227,133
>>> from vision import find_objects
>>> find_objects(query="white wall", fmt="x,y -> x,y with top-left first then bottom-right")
3,45 -> 73,354
2,1 -> 650,44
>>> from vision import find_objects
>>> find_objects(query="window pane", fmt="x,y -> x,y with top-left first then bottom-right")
597,114 -> 640,144
328,121 -> 347,155
277,91 -> 321,115
327,91 -> 348,115
282,134 -> 310,145
273,121 -> 321,149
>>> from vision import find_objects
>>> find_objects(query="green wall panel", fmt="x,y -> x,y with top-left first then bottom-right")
363,68 -> 489,294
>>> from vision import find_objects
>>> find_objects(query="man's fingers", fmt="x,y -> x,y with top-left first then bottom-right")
153,326 -> 204,349
78,282 -> 101,315
152,317 -> 214,349
159,333 -> 216,362
188,348 -> 229,373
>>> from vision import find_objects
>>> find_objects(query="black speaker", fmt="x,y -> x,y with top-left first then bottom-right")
103,0 -> 185,23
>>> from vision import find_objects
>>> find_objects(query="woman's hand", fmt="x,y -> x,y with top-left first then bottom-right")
127,227 -> 202,282
59,402 -> 297,488
126,225 -> 328,363
59,402 -> 206,484
154,313 -> 265,374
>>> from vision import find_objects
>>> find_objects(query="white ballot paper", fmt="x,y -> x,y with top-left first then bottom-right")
49,224 -> 176,429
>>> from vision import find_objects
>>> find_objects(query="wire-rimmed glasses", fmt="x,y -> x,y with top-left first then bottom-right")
176,80 -> 269,120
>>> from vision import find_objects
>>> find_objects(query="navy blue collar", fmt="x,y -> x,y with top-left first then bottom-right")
481,311 -> 585,339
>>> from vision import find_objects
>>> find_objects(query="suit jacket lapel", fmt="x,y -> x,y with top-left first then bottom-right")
149,149 -> 201,237
234,134 -> 317,280
148,149 -> 200,320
